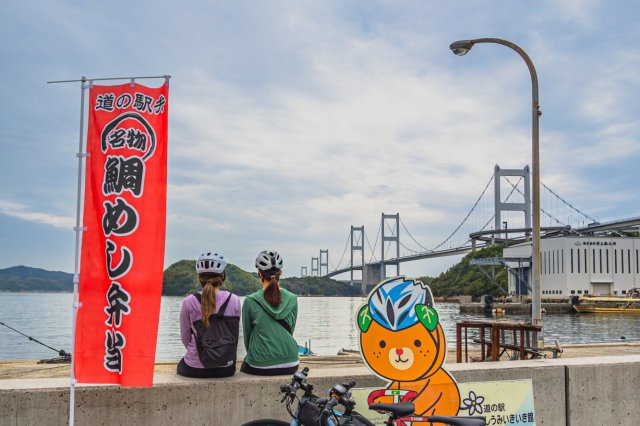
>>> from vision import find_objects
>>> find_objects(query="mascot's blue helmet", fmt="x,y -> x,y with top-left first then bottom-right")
368,277 -> 434,331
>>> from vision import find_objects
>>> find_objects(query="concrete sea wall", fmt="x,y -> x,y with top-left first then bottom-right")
1,355 -> 639,425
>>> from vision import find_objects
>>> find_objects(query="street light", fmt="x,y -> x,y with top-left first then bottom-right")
450,38 -> 543,347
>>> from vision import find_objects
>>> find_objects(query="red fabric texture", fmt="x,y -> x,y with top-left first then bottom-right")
74,82 -> 169,386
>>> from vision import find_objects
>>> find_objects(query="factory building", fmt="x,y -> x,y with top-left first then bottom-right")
503,236 -> 640,299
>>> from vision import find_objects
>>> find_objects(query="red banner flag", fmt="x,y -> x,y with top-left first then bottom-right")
75,82 -> 169,386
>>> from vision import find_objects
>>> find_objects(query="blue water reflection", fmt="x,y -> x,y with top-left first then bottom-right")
1,293 -> 639,360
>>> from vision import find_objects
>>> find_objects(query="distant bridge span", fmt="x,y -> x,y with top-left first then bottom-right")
324,245 -> 479,278
305,165 -> 638,292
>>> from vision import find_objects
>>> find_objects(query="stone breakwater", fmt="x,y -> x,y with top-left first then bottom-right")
2,352 -> 640,425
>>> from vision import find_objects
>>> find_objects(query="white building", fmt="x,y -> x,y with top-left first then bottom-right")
503,236 -> 640,299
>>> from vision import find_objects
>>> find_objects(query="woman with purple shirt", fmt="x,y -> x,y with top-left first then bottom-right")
177,251 -> 241,378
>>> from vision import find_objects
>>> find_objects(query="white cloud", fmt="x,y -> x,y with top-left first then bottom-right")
0,200 -> 74,230
546,0 -> 602,28
2,0 -> 640,276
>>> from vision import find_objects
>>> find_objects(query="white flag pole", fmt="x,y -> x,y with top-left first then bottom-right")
69,76 -> 89,426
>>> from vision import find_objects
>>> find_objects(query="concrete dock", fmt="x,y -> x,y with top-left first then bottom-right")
3,341 -> 640,380
2,343 -> 640,425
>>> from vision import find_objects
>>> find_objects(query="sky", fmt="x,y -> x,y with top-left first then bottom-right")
1,0 -> 639,279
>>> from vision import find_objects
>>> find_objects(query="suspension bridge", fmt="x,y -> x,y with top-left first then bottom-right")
301,165 -> 640,292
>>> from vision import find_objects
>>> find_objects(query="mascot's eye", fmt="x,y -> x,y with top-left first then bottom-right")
414,339 -> 422,347
379,340 -> 386,348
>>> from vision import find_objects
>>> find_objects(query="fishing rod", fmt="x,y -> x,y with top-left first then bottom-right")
0,320 -> 71,362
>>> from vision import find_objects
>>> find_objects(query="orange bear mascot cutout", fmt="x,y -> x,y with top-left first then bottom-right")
358,276 -> 460,424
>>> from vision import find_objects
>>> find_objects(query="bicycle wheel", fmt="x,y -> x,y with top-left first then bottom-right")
240,419 -> 290,426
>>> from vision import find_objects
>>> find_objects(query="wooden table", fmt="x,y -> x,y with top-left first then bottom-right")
456,320 -> 542,363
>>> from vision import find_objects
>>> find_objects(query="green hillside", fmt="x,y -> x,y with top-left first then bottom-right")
280,276 -> 361,296
162,260 -> 261,296
418,244 -> 507,298
0,266 -> 73,292
1,245 -> 508,297
163,259 -> 360,296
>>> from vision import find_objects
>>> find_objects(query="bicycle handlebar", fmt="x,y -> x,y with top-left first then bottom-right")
319,396 -> 340,426
280,366 -> 310,399
318,379 -> 359,425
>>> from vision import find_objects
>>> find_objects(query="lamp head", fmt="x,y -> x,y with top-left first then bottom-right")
450,40 -> 475,56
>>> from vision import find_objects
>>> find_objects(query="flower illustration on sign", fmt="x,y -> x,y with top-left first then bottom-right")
462,391 -> 485,415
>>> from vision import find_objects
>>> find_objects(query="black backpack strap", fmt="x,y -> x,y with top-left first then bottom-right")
215,293 -> 233,317
192,292 -> 233,317
252,298 -> 292,334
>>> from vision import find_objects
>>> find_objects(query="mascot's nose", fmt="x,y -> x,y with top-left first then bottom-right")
395,348 -> 404,356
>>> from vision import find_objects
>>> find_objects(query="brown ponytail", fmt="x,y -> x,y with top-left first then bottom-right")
262,271 -> 282,308
199,272 -> 225,329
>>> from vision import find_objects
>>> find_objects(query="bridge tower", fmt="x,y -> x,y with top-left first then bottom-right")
319,250 -> 329,276
350,226 -> 365,286
311,257 -> 319,277
300,266 -> 308,277
381,213 -> 400,278
494,165 -> 531,240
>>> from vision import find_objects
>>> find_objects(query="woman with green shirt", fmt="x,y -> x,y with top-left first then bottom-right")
241,250 -> 299,376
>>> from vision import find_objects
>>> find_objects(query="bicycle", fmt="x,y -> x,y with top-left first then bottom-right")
242,367 -> 486,426
241,366 -> 340,426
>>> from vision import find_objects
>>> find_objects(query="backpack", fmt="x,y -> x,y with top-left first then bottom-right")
192,292 -> 240,368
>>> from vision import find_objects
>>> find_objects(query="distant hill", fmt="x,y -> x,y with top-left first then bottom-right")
162,260 -> 262,296
3,249 -> 506,297
163,259 -> 360,297
0,262 -> 359,296
280,276 -> 361,297
0,265 -> 73,292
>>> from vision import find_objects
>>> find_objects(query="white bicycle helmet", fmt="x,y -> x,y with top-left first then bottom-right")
255,250 -> 283,271
196,252 -> 227,274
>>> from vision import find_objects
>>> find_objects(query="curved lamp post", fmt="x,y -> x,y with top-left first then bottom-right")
449,38 -> 543,347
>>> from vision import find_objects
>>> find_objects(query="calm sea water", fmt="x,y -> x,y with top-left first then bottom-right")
1,292 -> 639,361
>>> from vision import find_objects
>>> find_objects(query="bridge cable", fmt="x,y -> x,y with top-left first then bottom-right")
540,181 -> 598,224
457,176 -> 524,248
367,223 -> 381,263
392,173 -> 496,254
428,173 -> 495,252
504,177 -> 568,227
384,240 -> 393,261
327,252 -> 336,271
441,175 -> 523,249
333,231 -> 352,271
399,240 -> 423,255
383,220 -> 400,260
514,169 -> 595,226
399,217 -> 434,253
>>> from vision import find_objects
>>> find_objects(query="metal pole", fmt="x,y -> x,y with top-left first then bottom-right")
503,221 -> 508,247
47,74 -> 171,84
69,76 -> 88,426
380,213 -> 385,279
450,38 -> 542,347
